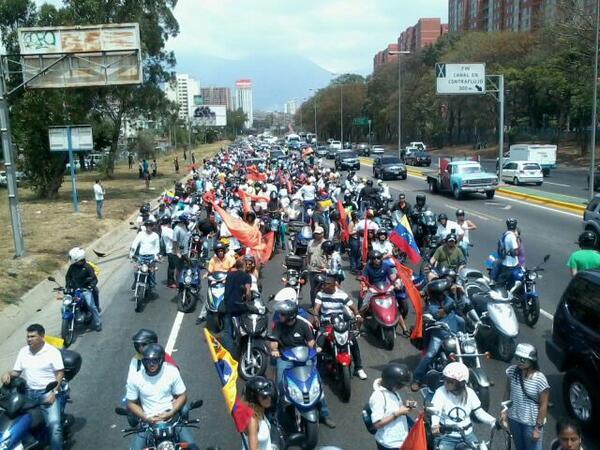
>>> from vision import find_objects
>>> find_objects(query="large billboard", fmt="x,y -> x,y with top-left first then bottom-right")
192,105 -> 226,127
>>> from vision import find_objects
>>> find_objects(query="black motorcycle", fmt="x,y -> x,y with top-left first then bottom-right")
234,293 -> 269,380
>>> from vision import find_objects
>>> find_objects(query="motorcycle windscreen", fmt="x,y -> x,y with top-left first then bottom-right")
487,302 -> 519,337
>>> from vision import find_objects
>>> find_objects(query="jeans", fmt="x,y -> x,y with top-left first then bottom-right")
349,237 -> 361,272
308,271 -> 322,306
436,431 -> 478,450
509,418 -> 544,450
27,389 -> 63,450
167,253 -> 178,285
95,199 -> 103,218
131,423 -> 198,450
221,313 -> 235,354
81,289 -> 102,329
413,334 -> 443,383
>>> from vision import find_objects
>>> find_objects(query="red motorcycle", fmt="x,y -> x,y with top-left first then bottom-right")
318,314 -> 356,402
359,278 -> 399,350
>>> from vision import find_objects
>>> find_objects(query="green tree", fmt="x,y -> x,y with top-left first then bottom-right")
226,108 -> 248,137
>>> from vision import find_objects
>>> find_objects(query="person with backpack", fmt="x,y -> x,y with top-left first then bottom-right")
366,363 -> 416,450
494,218 -> 521,286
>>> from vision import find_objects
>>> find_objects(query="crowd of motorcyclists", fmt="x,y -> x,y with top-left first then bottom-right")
1,136 -> 593,450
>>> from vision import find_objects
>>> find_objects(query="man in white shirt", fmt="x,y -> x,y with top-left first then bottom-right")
93,179 -> 105,219
161,218 -> 177,288
130,220 -> 161,290
496,218 -> 521,286
2,324 -> 65,450
126,344 -> 197,450
435,213 -> 464,242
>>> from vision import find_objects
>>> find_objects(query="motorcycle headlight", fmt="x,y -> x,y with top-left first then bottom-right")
141,264 -> 149,273
62,295 -> 73,306
461,338 -> 477,355
286,380 -> 304,403
374,297 -> 393,308
157,442 -> 176,450
308,377 -> 321,403
527,272 -> 537,281
334,331 -> 349,346
184,276 -> 192,284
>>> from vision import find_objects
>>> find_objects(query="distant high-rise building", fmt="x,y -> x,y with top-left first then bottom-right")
235,79 -> 253,129
284,99 -> 297,115
398,18 -> 448,53
164,74 -> 199,120
200,87 -> 233,110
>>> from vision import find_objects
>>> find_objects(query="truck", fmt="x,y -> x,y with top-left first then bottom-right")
426,157 -> 498,200
507,144 -> 557,176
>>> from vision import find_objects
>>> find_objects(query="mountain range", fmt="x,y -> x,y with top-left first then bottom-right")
173,51 -> 337,111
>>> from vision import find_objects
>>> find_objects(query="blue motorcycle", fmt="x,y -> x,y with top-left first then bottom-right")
177,256 -> 202,313
507,254 -> 550,327
48,277 -> 92,347
0,350 -> 81,450
280,346 -> 323,450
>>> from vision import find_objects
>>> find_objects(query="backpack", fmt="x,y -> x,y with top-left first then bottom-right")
362,390 -> 387,435
497,231 -> 509,259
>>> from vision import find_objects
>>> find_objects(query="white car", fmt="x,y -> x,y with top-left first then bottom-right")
501,161 -> 543,186
370,145 -> 385,156
0,171 -> 6,187
329,140 -> 342,151
410,141 -> 427,151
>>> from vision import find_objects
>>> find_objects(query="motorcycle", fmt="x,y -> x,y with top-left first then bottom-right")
0,350 -> 81,450
235,293 -> 269,380
177,257 -> 202,313
187,232 -> 207,262
288,224 -> 312,258
460,268 -> 519,362
48,277 -> 92,347
318,314 -> 357,402
278,346 -> 323,450
359,278 -> 400,350
205,271 -> 227,332
115,399 -> 203,450
420,314 -> 491,411
132,255 -> 158,312
507,254 -> 550,327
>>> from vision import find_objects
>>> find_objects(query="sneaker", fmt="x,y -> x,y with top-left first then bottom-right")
321,417 -> 336,429
355,369 -> 368,380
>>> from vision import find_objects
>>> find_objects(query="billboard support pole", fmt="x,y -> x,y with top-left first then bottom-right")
485,75 -> 505,181
66,127 -> 79,212
0,63 -> 25,257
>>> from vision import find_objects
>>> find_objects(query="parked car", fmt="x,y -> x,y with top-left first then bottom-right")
370,145 -> 385,157
404,150 -> 432,167
356,143 -> 370,156
546,269 -> 600,431
65,160 -> 82,172
373,156 -> 407,180
326,144 -> 340,159
334,151 -> 360,171
583,194 -> 600,249
0,171 -> 6,187
409,141 -> 427,151
315,145 -> 328,158
501,161 -> 543,186
329,140 -> 342,151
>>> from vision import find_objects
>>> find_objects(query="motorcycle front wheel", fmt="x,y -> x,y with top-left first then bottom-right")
470,378 -> 490,411
178,288 -> 198,313
134,285 -> 145,312
523,296 -> 540,327
302,417 -> 319,450
61,318 -> 75,347
381,327 -> 395,351
239,347 -> 268,380
206,311 -> 222,333
340,364 -> 352,403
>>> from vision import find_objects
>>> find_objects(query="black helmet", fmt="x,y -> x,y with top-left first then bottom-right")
140,202 -> 151,215
132,328 -> 158,346
321,240 -> 335,255
244,376 -> 276,404
437,213 -> 448,222
426,278 -> 451,297
366,179 -> 373,186
369,250 -> 383,262
398,192 -> 406,200
381,363 -> 412,390
141,343 -> 165,375
506,218 -> 518,231
416,194 -> 426,206
329,209 -> 340,222
277,300 -> 298,321
456,209 -> 465,217
376,229 -> 388,239
578,230 -> 597,248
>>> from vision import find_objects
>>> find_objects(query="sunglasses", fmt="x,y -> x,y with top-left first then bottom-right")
516,356 -> 531,364
143,358 -> 161,365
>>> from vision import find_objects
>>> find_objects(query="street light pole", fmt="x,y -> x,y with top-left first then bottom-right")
389,50 -> 411,160
590,0 -> 600,199
309,88 -> 318,142
340,84 -> 344,142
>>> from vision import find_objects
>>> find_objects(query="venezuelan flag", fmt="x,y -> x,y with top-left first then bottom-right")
204,329 -> 254,433
389,215 -> 421,264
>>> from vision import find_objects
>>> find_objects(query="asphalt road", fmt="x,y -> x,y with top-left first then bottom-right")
13,164 -> 593,450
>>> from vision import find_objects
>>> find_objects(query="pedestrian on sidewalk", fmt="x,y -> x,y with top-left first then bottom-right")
151,159 -> 157,178
174,156 -> 180,174
93,179 -> 105,219
128,153 -> 133,169
138,161 -> 143,178
191,151 -> 196,165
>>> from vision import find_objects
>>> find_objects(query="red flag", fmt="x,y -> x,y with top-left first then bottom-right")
361,214 -> 369,264
202,191 -> 216,205
393,258 -> 424,340
400,412 -> 427,450
337,199 -> 350,244
237,190 -> 269,215
211,203 -> 262,248
247,165 -> 267,182
248,231 -> 275,264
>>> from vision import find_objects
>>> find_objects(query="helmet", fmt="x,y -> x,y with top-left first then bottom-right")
376,229 -> 388,239
445,233 -> 458,243
456,209 -> 465,217
270,191 -> 278,199
416,194 -> 426,206
369,250 -> 383,262
578,230 -> 597,248
244,376 -> 275,404
442,362 -> 469,384
141,343 -> 165,375
68,247 -> 85,263
366,179 -> 373,186
244,254 -> 256,264
438,213 -> 448,222
377,179 -> 383,185
514,343 -> 538,362
276,300 -> 298,321
506,217 -> 518,231
140,202 -> 151,215
219,237 -> 230,246
426,278 -> 451,297
398,192 -> 406,200
321,240 -> 335,255
381,363 -> 412,389
214,242 -> 227,253
132,328 -> 158,353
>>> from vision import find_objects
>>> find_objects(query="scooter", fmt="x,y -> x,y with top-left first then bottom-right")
205,271 -> 227,332
0,350 -> 81,450
48,277 -> 92,347
359,279 -> 399,350
177,257 -> 202,313
279,346 -> 323,450
508,254 -> 550,327
235,293 -> 269,380
115,399 -> 203,450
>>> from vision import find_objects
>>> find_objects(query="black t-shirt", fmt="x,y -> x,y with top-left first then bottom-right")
224,270 -> 252,315
274,319 -> 314,350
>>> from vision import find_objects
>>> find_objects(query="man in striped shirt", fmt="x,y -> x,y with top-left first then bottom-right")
314,276 -> 367,380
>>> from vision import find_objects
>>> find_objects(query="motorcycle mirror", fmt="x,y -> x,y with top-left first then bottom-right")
114,406 -> 129,416
44,381 -> 58,393
190,399 -> 203,410
543,254 -> 550,263
47,276 -> 56,282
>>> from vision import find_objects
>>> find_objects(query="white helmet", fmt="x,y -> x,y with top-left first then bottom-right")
68,247 -> 85,263
377,179 -> 383,185
514,343 -> 538,362
442,362 -> 469,384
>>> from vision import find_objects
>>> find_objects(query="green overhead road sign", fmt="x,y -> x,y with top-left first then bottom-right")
353,117 -> 369,126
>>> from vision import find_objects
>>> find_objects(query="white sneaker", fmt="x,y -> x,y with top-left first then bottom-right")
356,369 -> 368,380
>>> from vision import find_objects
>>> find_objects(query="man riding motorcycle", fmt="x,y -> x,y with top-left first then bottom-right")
371,230 -> 394,260
427,234 -> 466,281
391,192 -> 412,217
359,251 -> 398,313
65,247 -> 102,332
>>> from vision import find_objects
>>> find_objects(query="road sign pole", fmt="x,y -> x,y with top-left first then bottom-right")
498,75 -> 505,182
67,127 -> 79,212
0,66 -> 26,257
368,120 -> 372,147
589,0 -> 599,200
398,55 -> 402,161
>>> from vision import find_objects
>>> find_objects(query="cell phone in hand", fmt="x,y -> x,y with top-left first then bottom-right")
406,400 -> 417,409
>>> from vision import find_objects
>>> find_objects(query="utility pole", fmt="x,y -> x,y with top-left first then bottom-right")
590,0 -> 600,199
389,50 -> 411,160
340,84 -> 344,142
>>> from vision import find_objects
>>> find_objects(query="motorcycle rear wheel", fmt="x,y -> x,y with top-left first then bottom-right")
134,285 -> 145,312
61,318 -> 75,347
340,364 -> 352,403
523,296 -> 540,327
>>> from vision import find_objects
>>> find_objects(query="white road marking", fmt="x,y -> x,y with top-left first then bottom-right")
540,308 -> 554,321
165,311 -> 185,354
544,181 -> 571,187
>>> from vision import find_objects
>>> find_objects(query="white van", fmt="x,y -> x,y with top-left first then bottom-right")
286,133 -> 300,144
508,144 -> 557,176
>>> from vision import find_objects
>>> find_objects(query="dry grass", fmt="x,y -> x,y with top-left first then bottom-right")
0,141 -> 225,308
